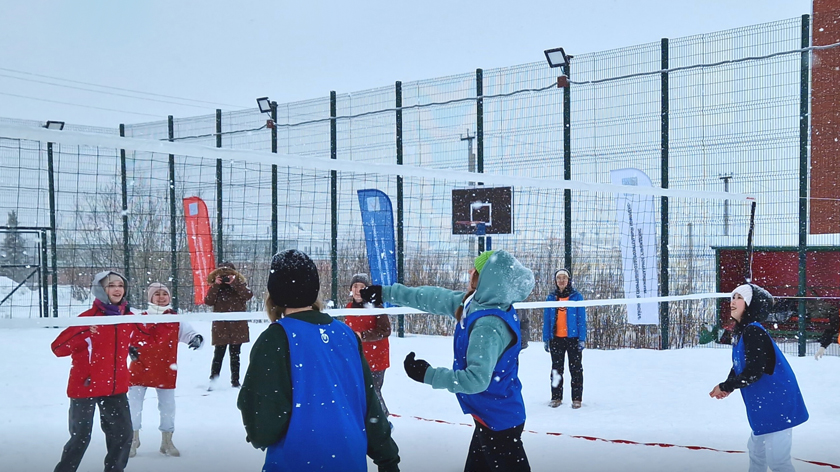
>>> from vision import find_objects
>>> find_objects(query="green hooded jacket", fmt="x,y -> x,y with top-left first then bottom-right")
382,250 -> 534,394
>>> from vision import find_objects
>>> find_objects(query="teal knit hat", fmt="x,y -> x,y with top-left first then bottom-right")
474,250 -> 496,274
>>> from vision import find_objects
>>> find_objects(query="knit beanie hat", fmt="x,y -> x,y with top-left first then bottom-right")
267,250 -> 320,308
732,284 -> 753,306
349,273 -> 371,288
555,268 -> 572,280
554,268 -> 573,297
474,250 -> 496,274
147,283 -> 171,303
732,283 -> 774,323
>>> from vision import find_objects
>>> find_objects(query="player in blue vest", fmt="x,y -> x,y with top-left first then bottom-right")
709,283 -> 808,472
360,250 -> 535,472
237,250 -> 400,472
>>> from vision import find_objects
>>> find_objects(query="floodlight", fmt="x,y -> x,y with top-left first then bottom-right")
544,47 -> 569,69
44,121 -> 65,130
256,97 -> 272,114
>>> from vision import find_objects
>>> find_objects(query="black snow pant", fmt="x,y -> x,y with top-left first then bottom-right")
54,393 -> 132,472
520,317 -> 531,349
371,369 -> 390,417
464,421 -> 530,472
549,336 -> 583,402
210,343 -> 241,384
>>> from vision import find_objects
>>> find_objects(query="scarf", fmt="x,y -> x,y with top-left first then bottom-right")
146,304 -> 175,315
93,298 -> 127,316
555,284 -> 573,299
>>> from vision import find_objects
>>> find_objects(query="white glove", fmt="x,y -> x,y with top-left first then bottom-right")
815,346 -> 826,360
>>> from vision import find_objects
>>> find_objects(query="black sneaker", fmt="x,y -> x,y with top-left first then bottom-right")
231,380 -> 241,388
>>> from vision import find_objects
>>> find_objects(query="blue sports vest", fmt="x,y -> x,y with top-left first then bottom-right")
263,318 -> 368,472
733,322 -> 808,436
453,307 -> 525,431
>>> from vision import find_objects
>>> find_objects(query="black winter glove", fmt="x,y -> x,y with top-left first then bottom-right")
188,334 -> 203,350
403,352 -> 431,383
359,285 -> 382,305
129,346 -> 139,361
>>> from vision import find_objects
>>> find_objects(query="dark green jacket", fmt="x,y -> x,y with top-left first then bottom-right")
237,310 -> 400,472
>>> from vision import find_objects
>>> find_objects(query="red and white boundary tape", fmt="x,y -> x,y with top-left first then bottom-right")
389,413 -> 840,469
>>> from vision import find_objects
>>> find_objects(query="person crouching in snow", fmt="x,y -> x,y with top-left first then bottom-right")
127,282 -> 203,458
709,283 -> 808,472
51,271 -> 154,472
359,249 -> 535,472
237,250 -> 400,472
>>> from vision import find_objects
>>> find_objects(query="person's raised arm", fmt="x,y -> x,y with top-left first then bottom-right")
378,283 -> 465,319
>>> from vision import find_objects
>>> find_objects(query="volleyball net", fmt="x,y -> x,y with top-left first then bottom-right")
1,122 -> 756,349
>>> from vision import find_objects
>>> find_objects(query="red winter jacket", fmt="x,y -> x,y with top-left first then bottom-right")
130,306 -> 200,389
51,302 -> 153,398
344,301 -> 391,372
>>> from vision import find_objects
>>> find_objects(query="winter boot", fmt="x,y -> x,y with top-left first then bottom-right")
129,430 -> 140,458
207,375 -> 219,392
549,399 -> 562,408
572,400 -> 582,409
160,431 -> 180,457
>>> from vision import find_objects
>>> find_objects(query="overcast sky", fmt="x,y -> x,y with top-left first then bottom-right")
0,0 -> 812,128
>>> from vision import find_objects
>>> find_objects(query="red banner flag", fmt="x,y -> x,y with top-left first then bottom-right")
183,197 -> 216,305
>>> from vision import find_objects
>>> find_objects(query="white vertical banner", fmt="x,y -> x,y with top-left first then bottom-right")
610,168 -> 659,325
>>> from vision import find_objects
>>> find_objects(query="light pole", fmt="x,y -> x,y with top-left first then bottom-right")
43,120 -> 63,318
461,129 -> 478,253
257,97 -> 280,255
544,47 -> 573,269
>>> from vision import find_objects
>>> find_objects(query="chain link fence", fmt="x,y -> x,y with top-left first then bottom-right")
2,16 -> 834,355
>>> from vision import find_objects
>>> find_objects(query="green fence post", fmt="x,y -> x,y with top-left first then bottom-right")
396,80 -> 405,337
168,116 -> 179,310
40,230 -> 48,318
330,91 -> 338,304
476,68 -> 485,255
798,14 -> 811,357
215,109 -> 224,265
47,142 -> 58,318
119,124 -> 131,298
271,101 -> 279,257
660,38 -> 670,350
562,61 -> 572,269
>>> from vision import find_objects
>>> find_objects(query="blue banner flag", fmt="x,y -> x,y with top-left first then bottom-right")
357,189 -> 398,288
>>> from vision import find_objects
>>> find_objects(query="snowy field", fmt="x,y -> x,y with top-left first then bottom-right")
0,320 -> 838,472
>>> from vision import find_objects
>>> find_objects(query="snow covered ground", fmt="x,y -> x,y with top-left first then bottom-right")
0,320 -> 837,472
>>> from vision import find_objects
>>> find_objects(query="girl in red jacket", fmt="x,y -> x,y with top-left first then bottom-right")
128,283 -> 203,458
344,273 -> 392,420
51,271 -> 152,472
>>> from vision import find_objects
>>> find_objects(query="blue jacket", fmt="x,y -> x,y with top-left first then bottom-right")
733,323 -> 808,435
454,307 -> 525,431
382,250 -> 534,394
542,290 -> 586,343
